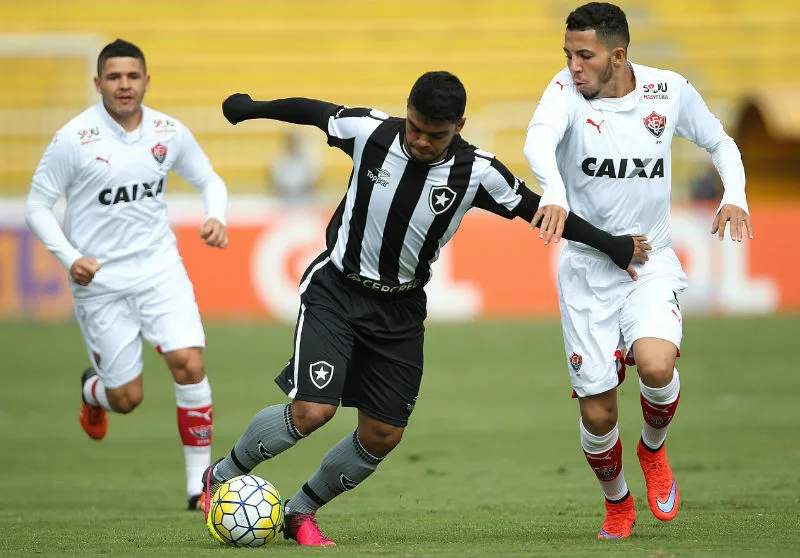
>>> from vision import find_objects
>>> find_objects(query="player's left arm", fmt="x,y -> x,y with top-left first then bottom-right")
675,78 -> 753,242
473,157 -> 649,276
172,125 -> 229,248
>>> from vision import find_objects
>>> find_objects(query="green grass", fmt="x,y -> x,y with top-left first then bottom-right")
1,316 -> 799,557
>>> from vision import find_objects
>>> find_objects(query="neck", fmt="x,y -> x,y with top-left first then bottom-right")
606,61 -> 635,98
104,103 -> 143,132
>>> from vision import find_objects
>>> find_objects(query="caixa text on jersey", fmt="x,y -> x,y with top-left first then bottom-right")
581,157 -> 664,179
98,179 -> 165,205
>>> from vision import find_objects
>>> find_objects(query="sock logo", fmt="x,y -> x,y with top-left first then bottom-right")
339,473 -> 359,491
257,441 -> 275,460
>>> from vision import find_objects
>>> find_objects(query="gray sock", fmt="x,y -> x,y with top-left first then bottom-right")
286,430 -> 383,515
215,404 -> 304,481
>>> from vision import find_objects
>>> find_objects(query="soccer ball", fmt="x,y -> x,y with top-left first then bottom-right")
206,474 -> 283,547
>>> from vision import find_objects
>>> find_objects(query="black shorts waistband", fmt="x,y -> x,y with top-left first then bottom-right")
327,263 -> 424,299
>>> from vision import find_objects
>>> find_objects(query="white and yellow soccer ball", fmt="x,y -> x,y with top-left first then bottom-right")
206,474 -> 283,547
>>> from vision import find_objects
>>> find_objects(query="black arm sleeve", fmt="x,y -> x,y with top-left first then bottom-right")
514,186 -> 634,270
222,94 -> 340,132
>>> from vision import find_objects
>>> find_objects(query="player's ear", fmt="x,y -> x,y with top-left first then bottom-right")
144,74 -> 150,93
612,47 -> 626,66
455,117 -> 466,135
93,75 -> 101,94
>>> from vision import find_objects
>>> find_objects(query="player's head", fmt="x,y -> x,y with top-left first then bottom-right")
94,39 -> 149,125
564,3 -> 630,99
405,71 -> 466,163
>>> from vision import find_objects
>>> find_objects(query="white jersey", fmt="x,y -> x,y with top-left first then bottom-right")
524,62 -> 748,253
26,102 -> 228,299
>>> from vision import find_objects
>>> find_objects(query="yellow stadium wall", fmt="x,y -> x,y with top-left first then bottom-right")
1,0 -> 797,201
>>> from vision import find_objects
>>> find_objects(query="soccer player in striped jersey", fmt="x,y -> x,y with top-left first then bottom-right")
524,2 -> 752,539
201,70 -> 649,546
25,39 -> 228,511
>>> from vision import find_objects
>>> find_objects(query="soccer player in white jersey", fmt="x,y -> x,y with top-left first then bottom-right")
25,39 -> 229,511
524,3 -> 753,539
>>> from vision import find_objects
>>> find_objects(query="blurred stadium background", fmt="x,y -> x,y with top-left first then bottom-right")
1,3 -> 799,556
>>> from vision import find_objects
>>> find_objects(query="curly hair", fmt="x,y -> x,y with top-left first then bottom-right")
407,71 -> 466,123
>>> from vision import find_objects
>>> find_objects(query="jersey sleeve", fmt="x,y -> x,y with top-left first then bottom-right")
524,75 -> 575,212
675,79 -> 748,214
25,132 -> 84,269
472,155 -> 532,219
326,107 -> 388,156
172,124 -> 229,225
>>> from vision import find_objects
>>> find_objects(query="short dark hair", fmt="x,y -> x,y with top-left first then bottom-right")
407,71 -> 466,123
566,2 -> 630,50
97,39 -> 146,76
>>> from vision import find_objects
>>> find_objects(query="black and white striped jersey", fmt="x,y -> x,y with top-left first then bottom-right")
322,107 -> 537,286
221,94 -> 634,284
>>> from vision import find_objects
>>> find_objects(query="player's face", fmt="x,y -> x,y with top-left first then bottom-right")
404,105 -> 465,163
564,30 -> 615,99
94,57 -> 149,123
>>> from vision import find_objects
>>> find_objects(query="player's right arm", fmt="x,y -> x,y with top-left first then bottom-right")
25,132 -> 101,286
523,74 -> 576,245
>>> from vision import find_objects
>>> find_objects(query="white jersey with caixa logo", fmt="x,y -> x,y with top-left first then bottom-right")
26,102 -> 227,299
525,62 -> 748,254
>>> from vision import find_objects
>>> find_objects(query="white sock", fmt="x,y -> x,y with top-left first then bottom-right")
640,369 -> 680,450
82,375 -> 112,411
175,377 -> 213,497
580,420 -> 628,502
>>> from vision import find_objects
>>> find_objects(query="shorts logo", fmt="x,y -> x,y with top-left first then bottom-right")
569,352 -> 583,372
93,351 -> 102,368
429,185 -> 457,215
643,111 -> 666,138
338,473 -> 359,491
151,143 -> 167,164
309,361 -> 334,389
257,441 -> 275,460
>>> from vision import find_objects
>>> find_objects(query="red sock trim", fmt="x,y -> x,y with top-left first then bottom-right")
90,376 -> 100,405
177,404 -> 213,446
584,437 -> 623,482
641,392 -> 680,429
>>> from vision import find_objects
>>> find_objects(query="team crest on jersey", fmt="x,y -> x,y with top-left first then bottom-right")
310,361 -> 334,389
643,112 -> 666,138
428,185 -> 457,215
151,143 -> 167,164
569,352 -> 583,372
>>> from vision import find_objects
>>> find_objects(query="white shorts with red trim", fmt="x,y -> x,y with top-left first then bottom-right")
74,262 -> 205,388
557,243 -> 688,398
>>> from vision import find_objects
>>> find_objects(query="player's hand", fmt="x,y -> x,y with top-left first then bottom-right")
222,93 -> 254,125
200,218 -> 228,248
530,205 -> 567,245
711,204 -> 753,242
70,257 -> 101,286
626,235 -> 651,281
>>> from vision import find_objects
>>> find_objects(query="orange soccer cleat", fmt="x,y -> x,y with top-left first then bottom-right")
598,493 -> 636,539
79,368 -> 107,440
637,439 -> 680,521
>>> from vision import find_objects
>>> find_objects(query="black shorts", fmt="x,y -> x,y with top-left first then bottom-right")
275,257 -> 427,427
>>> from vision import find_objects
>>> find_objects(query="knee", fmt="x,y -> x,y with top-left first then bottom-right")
290,401 -> 337,436
636,356 -> 675,388
170,349 -> 205,385
359,422 -> 404,458
107,389 -> 143,414
581,403 -> 618,435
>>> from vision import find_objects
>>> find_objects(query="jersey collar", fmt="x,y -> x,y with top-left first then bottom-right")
95,101 -> 147,143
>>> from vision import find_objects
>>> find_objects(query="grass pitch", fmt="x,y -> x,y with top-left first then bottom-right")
1,316 -> 798,557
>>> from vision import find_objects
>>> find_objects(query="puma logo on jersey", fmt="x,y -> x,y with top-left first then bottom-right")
586,118 -> 604,133
98,178 -> 165,205
581,157 -> 665,179
95,156 -> 111,167
555,81 -> 568,90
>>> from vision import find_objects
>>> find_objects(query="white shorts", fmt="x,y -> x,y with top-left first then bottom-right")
74,262 -> 205,389
557,244 -> 688,398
